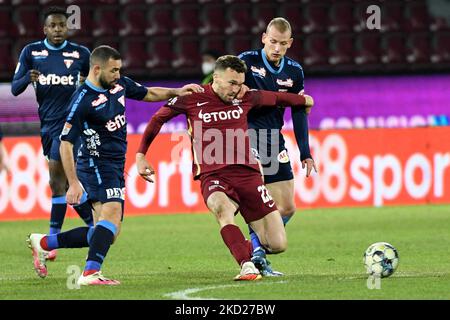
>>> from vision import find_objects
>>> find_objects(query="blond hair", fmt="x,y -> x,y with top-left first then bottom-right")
266,17 -> 292,36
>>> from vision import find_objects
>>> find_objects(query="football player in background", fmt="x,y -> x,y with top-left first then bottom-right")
238,18 -> 317,276
11,7 -> 93,261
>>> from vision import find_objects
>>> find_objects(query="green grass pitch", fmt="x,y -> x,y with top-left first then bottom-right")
1,205 -> 449,300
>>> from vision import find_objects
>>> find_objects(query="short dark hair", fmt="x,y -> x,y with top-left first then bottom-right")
42,6 -> 68,23
90,45 -> 121,67
214,55 -> 247,74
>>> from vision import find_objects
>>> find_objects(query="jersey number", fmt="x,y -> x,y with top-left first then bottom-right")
257,185 -> 273,204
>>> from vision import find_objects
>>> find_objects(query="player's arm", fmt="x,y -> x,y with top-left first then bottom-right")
251,90 -> 314,110
11,46 -> 40,96
291,74 -> 317,176
59,91 -> 88,204
136,106 -> 182,183
142,84 -> 204,102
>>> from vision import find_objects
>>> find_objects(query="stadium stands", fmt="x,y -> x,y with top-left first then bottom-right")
0,0 -> 448,81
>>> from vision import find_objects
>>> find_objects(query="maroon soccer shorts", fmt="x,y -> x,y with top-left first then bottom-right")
199,165 -> 278,223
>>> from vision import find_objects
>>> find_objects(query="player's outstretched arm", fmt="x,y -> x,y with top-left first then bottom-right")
253,90 -> 314,110
143,84 -> 204,102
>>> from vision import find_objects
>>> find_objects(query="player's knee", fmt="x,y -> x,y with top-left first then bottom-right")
277,203 -> 296,217
267,234 -> 287,254
49,177 -> 66,195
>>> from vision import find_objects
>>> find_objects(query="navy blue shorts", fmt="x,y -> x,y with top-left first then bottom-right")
77,161 -> 125,206
41,131 -> 81,161
250,130 -> 294,184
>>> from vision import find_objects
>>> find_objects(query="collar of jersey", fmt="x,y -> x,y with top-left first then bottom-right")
261,49 -> 285,74
85,79 -> 108,92
44,38 -> 68,51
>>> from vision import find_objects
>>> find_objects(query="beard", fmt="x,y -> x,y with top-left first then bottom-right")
99,76 -> 117,89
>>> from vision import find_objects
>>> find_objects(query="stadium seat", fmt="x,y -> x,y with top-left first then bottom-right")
92,7 -> 121,37
199,3 -> 226,36
286,36 -> 303,63
172,5 -> 200,36
380,2 -> 405,32
225,3 -> 252,35
0,6 -> 16,38
226,35 -> 253,55
146,37 -> 173,76
431,31 -> 450,63
121,37 -> 148,76
172,36 -> 201,76
328,2 -> 354,33
69,6 -> 94,37
0,40 -> 14,78
404,0 -> 430,32
93,36 -> 120,51
302,33 -> 329,69
278,3 -> 302,34
251,3 -> 279,35
201,36 -> 226,56
15,6 -> 41,37
329,33 -> 354,66
119,5 -> 148,36
354,32 -> 381,66
302,2 -> 328,33
406,33 -> 431,64
145,5 -> 172,36
381,32 -> 408,71
70,36 -> 94,51
38,0 -> 66,5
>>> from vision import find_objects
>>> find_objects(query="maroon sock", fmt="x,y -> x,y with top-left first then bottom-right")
40,236 -> 49,251
246,240 -> 253,257
220,224 -> 252,266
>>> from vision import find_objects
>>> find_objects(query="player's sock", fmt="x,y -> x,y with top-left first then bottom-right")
248,225 -> 263,253
220,224 -> 251,266
72,192 -> 94,227
49,196 -> 67,234
83,221 -> 116,276
282,215 -> 292,226
40,226 -> 94,250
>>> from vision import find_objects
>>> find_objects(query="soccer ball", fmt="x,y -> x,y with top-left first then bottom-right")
363,242 -> 399,278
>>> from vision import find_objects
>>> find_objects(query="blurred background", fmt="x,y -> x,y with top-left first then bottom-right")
0,0 -> 449,219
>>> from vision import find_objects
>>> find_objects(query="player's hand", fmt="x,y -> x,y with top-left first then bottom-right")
301,158 -> 318,177
236,84 -> 250,99
66,182 -> 84,205
29,70 -> 40,82
177,84 -> 204,96
300,93 -> 314,114
136,153 -> 155,183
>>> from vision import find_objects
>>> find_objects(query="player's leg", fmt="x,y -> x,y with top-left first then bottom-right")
206,191 -> 261,281
248,210 -> 287,254
77,201 -> 122,286
27,200 -> 97,278
51,138 -> 94,228
266,178 -> 296,224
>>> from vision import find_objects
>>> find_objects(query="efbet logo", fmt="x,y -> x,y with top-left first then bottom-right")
38,74 -> 75,86
105,114 -> 126,132
198,106 -> 243,123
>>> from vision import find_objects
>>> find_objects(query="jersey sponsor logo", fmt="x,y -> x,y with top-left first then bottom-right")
105,114 -> 126,132
64,59 -> 74,69
37,74 -> 75,85
277,150 -> 290,163
251,66 -> 266,78
31,50 -> 49,57
109,84 -> 124,94
62,51 -> 80,59
92,94 -> 108,107
198,106 -> 243,123
106,187 -> 126,200
276,78 -> 294,87
61,122 -> 72,136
